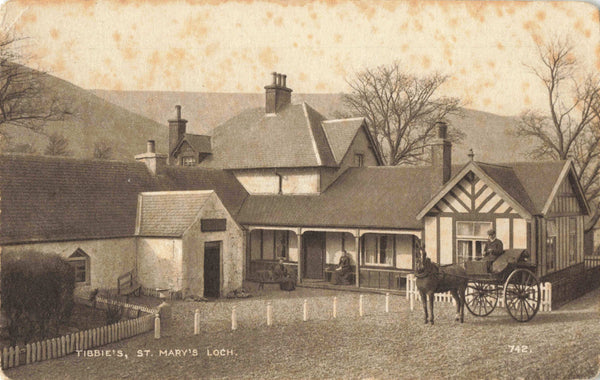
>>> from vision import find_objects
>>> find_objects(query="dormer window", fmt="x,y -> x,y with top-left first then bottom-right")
68,248 -> 90,284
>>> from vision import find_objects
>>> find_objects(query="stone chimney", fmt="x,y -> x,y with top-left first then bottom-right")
264,72 -> 292,114
431,121 -> 452,190
135,140 -> 167,175
168,105 -> 187,164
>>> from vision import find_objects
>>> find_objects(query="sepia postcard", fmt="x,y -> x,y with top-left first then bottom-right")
0,0 -> 599,379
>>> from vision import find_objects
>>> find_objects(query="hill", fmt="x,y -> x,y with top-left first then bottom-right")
93,90 -> 532,164
2,71 -> 167,161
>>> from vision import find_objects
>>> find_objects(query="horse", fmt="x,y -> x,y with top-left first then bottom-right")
414,244 -> 468,325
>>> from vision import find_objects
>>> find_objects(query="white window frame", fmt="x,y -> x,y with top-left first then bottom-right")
362,234 -> 394,266
455,221 -> 493,263
182,156 -> 196,166
68,248 -> 90,284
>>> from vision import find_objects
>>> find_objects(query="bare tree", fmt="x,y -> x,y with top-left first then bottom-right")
0,26 -> 67,141
517,36 -> 600,203
343,62 -> 462,165
93,140 -> 113,160
44,133 -> 71,156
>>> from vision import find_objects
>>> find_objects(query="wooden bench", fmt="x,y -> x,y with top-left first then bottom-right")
251,268 -> 297,290
117,271 -> 141,301
325,264 -> 356,284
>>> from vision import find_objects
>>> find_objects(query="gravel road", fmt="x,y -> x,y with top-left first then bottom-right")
5,287 -> 600,379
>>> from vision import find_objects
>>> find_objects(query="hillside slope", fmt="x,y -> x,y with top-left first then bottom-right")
93,89 -> 532,164
3,72 -> 167,161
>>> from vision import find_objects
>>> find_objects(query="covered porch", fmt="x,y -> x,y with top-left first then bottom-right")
245,225 -> 421,291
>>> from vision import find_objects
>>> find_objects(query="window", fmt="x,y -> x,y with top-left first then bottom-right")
182,156 -> 196,166
362,234 -> 394,266
568,217 -> 577,265
354,153 -> 364,167
68,248 -> 90,284
456,221 -> 493,263
546,219 -> 556,271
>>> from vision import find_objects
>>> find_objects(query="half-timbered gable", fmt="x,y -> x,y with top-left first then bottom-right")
418,159 -> 590,283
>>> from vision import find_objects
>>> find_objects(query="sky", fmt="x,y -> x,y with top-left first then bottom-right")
3,0 -> 600,116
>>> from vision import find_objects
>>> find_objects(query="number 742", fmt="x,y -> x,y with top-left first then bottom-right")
509,345 -> 530,353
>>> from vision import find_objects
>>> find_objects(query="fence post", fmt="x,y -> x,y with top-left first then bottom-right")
359,295 -> 364,317
14,345 -> 19,368
26,344 -> 31,365
385,293 -> 390,313
51,339 -> 57,359
267,302 -> 273,327
194,309 -> 200,335
41,340 -> 47,361
333,297 -> 337,319
231,306 -> 238,331
36,342 -> 42,362
154,314 -> 161,339
8,346 -> 14,368
303,299 -> 308,322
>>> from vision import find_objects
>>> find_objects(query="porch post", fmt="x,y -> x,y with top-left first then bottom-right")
355,234 -> 360,288
245,229 -> 251,279
297,231 -> 303,284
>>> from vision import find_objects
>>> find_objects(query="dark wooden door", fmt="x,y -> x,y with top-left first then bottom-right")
303,232 -> 325,279
204,241 -> 221,298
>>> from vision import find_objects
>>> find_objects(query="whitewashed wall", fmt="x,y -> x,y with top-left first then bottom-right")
233,168 -> 320,194
2,238 -> 136,291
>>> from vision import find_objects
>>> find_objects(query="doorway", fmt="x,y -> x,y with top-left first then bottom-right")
204,241 -> 221,298
303,232 -> 325,279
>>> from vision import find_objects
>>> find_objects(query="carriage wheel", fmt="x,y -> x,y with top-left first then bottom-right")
465,282 -> 498,317
503,268 -> 540,322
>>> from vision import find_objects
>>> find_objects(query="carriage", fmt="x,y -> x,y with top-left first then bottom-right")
463,249 -> 541,322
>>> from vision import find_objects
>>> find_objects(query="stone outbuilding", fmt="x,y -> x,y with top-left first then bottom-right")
135,190 -> 244,298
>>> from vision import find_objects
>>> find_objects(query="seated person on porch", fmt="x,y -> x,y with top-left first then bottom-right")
272,258 -> 287,280
331,250 -> 353,285
273,258 -> 296,291
480,229 -> 504,269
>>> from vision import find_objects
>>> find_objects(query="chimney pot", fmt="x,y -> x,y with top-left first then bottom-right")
175,105 -> 181,120
147,140 -> 156,153
264,71 -> 293,114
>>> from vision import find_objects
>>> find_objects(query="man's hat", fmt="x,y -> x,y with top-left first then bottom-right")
487,228 -> 496,236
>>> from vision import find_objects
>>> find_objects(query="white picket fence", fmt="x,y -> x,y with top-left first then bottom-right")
95,296 -> 159,315
406,274 -> 552,312
1,301 -> 158,370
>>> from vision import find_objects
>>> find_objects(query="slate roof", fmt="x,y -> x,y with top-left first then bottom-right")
322,118 -> 365,164
136,191 -> 214,237
0,155 -> 248,244
198,103 -> 341,169
157,166 -> 248,215
173,133 -> 211,155
239,160 -> 582,229
0,155 -> 155,244
237,166 -> 436,230
508,161 -> 569,214
476,162 -> 538,215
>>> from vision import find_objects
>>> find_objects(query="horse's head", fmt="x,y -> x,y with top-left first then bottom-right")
414,242 -> 428,274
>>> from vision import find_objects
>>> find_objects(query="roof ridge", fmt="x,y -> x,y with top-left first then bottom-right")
302,102 -> 324,166
139,190 -> 215,196
322,117 -> 364,123
0,153 -> 145,165
474,161 -> 512,169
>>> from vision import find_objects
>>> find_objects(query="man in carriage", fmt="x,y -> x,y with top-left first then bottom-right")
481,228 -> 504,271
